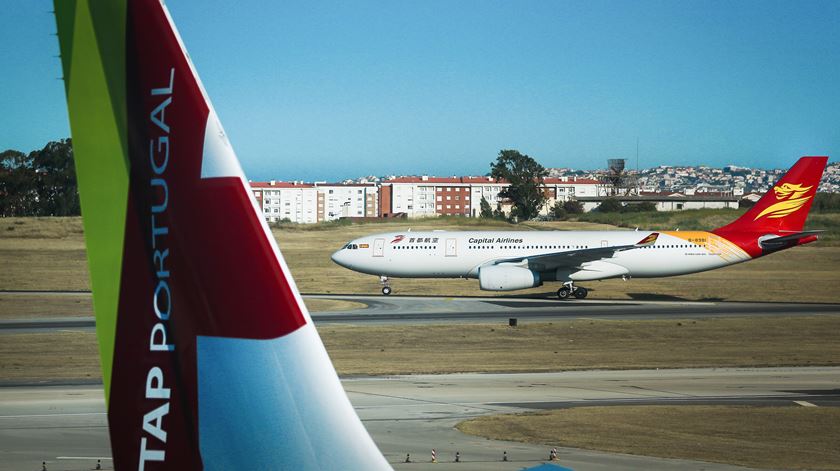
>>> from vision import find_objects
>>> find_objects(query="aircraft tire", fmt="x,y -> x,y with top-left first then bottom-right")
382,286 -> 392,296
573,287 -> 588,299
557,287 -> 571,299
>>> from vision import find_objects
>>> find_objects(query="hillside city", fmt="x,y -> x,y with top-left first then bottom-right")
250,160 -> 839,224
348,160 -> 840,194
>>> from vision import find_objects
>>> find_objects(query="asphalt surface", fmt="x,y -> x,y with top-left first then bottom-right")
309,295 -> 840,324
3,367 -> 839,471
2,295 -> 839,332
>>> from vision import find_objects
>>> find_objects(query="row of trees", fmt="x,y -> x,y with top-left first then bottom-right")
0,139 -> 79,217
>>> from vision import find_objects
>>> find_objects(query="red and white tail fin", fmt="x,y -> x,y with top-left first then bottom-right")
715,156 -> 827,235
54,0 -> 390,469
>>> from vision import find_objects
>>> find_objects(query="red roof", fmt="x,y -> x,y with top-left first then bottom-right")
251,176 -> 601,187
250,181 -> 314,189
543,177 -> 600,185
384,176 -> 600,185
385,176 -> 470,184
314,183 -> 377,188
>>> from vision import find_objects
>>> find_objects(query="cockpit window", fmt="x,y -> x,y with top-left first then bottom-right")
344,244 -> 359,250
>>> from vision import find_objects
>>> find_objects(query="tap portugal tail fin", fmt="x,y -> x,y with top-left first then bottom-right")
53,1 -> 390,469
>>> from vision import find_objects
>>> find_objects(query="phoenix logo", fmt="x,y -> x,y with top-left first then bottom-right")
391,235 -> 405,244
636,232 -> 659,246
754,183 -> 813,220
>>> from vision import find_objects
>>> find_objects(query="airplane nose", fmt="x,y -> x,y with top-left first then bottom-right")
331,249 -> 349,268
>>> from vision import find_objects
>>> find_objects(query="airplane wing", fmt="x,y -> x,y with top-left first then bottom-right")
493,232 -> 659,272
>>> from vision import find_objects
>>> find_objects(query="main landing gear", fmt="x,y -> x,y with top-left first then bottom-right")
557,282 -> 588,300
380,275 -> 392,295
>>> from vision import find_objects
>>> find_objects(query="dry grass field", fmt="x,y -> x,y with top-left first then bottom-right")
0,331 -> 100,383
0,293 -> 92,319
4,316 -> 839,382
2,216 -> 838,303
457,405 -> 840,470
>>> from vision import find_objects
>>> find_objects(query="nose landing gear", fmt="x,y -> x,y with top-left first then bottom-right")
557,281 -> 587,300
380,276 -> 392,295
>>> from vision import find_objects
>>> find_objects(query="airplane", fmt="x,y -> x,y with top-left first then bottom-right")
332,156 -> 827,299
54,0 -> 390,469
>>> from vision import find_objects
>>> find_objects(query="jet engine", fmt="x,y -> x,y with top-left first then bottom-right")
479,265 -> 541,291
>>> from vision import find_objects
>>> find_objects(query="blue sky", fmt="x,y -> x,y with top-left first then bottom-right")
2,0 -> 839,181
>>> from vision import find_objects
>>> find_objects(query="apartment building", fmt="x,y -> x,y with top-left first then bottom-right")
381,176 -> 494,218
379,176 -> 602,218
251,181 -> 319,224
314,183 -> 379,221
251,181 -> 378,223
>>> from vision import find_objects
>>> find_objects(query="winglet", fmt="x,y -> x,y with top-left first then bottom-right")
635,232 -> 659,247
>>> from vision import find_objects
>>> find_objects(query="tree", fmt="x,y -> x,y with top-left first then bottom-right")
0,139 -> 79,217
551,201 -> 567,220
597,198 -> 623,213
31,139 -> 79,216
563,199 -> 584,214
490,149 -> 547,221
479,196 -> 493,218
617,201 -> 657,213
0,149 -> 38,217
812,193 -> 840,212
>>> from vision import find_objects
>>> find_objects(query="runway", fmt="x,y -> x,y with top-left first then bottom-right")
308,295 -> 840,324
1,367 -> 838,471
2,294 -> 839,332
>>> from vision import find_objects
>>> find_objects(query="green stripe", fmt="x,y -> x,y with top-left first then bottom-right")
55,0 -> 129,404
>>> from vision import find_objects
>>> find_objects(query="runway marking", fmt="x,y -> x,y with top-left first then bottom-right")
793,400 -> 818,407
0,412 -> 105,419
57,456 -> 112,460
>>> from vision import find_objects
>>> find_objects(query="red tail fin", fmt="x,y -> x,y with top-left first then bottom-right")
715,156 -> 827,234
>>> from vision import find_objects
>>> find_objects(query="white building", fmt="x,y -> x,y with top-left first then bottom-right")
314,183 -> 379,221
251,181 -> 319,224
379,175 -> 602,218
380,176 -> 465,218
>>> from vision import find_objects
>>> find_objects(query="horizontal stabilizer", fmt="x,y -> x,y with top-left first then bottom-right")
759,230 -> 823,249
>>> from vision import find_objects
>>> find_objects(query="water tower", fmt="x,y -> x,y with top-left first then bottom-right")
599,158 -> 638,196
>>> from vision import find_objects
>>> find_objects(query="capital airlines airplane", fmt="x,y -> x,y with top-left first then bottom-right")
333,156 -> 827,299
54,0 -> 389,469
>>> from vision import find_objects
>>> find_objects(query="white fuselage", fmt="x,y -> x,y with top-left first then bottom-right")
331,230 -> 752,283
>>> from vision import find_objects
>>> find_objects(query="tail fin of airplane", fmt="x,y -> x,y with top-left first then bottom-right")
53,1 -> 390,469
714,156 -> 827,235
